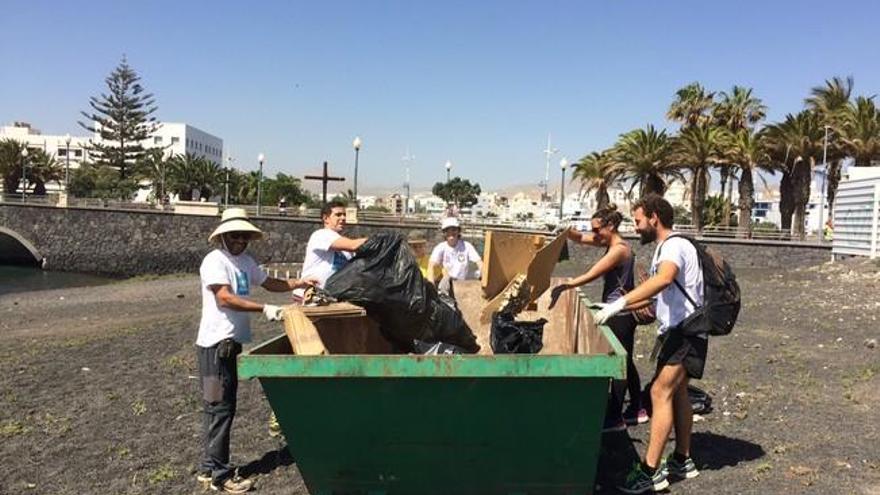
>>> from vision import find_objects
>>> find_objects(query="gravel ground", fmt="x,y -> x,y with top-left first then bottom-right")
0,258 -> 878,494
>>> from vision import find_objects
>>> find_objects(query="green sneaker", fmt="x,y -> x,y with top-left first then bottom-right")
665,454 -> 700,479
618,461 -> 669,494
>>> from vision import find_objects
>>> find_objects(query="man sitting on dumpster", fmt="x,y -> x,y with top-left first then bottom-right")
592,194 -> 705,494
301,200 -> 368,289
427,216 -> 482,282
196,208 -> 317,493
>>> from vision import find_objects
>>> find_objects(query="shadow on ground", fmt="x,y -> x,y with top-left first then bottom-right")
595,430 -> 765,493
239,446 -> 295,478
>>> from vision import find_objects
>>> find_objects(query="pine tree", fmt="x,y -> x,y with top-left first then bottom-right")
78,57 -> 158,180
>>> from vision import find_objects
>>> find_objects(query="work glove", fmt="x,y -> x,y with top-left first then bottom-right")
262,304 -> 284,322
548,284 -> 570,310
593,297 -> 627,325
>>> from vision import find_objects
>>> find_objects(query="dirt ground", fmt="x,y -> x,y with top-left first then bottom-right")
1,259 -> 878,494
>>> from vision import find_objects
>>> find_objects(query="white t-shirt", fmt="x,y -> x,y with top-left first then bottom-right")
301,228 -> 353,288
197,249 -> 268,347
651,235 -> 704,335
429,239 -> 482,280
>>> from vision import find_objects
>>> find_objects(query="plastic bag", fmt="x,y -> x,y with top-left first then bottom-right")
324,232 -> 479,353
490,312 -> 546,354
413,340 -> 468,355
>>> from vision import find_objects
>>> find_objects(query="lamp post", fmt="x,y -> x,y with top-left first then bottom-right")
20,147 -> 28,202
559,157 -> 569,220
817,125 -> 830,242
445,160 -> 452,182
352,136 -> 362,207
225,155 -> 234,208
64,134 -> 71,190
257,153 -> 265,216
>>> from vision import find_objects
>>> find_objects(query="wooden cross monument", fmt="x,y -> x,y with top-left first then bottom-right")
305,161 -> 345,204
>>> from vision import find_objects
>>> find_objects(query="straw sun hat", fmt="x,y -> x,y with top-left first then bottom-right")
208,208 -> 265,243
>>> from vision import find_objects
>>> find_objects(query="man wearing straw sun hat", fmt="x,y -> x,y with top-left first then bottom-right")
195,208 -> 316,493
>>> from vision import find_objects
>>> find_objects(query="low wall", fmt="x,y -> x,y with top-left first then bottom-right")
0,203 -> 831,277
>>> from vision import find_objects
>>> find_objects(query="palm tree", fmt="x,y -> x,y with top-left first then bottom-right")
667,82 -> 715,128
728,130 -> 775,238
25,149 -> 64,195
841,96 -> 880,167
805,76 -> 854,215
765,112 -> 824,239
571,150 -> 618,210
671,125 -> 728,232
713,86 -> 768,213
134,148 -> 170,201
612,125 -> 678,198
166,153 -> 220,201
0,138 -> 27,195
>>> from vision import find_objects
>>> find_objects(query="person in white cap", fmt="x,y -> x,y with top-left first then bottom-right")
196,208 -> 316,493
427,216 -> 482,281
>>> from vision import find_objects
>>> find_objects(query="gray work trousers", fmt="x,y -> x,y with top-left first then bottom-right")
197,341 -> 241,484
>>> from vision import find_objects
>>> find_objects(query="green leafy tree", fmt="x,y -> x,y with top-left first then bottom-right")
78,57 -> 158,180
432,177 -> 481,207
134,148 -> 169,201
612,125 -> 679,198
671,124 -> 728,232
702,194 -> 736,227
165,153 -> 221,201
262,173 -> 309,206
571,150 -> 618,210
68,162 -> 139,200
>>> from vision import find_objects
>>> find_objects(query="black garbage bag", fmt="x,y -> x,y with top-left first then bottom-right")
324,232 -> 479,353
413,340 -> 468,355
640,382 -> 714,416
490,312 -> 546,354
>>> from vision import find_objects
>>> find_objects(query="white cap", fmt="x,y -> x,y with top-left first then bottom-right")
441,217 -> 461,231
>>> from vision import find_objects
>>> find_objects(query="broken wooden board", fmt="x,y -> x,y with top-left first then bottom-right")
282,307 -> 328,356
479,273 -> 530,324
480,230 -> 546,299
297,302 -> 366,320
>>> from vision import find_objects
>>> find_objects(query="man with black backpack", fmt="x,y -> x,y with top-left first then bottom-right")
594,194 -> 711,494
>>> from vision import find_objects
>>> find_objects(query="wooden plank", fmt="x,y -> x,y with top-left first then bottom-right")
525,231 -> 567,303
282,307 -> 328,356
297,302 -> 366,320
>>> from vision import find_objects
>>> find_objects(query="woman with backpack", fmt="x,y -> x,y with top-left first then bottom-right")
550,205 -> 649,431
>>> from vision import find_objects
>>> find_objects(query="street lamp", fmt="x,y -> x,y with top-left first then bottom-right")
352,136 -> 362,207
20,147 -> 28,202
559,157 -> 569,220
817,125 -> 830,242
64,134 -> 71,190
445,160 -> 452,182
225,155 -> 234,208
257,153 -> 265,216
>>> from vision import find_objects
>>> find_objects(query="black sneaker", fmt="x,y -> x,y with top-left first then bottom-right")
617,462 -> 669,494
665,454 -> 700,479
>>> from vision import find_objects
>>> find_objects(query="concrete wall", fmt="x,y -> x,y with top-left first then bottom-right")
0,203 -> 831,277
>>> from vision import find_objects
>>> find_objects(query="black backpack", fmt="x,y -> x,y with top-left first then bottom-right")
662,235 -> 741,336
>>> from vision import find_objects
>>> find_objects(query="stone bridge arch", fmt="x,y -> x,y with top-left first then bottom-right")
0,226 -> 44,267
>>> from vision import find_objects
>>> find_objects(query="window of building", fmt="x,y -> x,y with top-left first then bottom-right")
154,136 -> 163,145
58,148 -> 67,157
74,149 -> 82,157
171,137 -> 179,144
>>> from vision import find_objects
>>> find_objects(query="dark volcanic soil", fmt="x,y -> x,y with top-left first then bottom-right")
1,259 -> 878,494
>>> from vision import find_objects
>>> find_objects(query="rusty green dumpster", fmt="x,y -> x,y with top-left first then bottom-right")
238,283 -> 625,495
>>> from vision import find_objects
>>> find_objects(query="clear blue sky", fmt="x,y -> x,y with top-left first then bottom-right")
2,0 -> 879,192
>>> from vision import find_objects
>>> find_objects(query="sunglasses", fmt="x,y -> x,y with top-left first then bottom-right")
227,233 -> 251,241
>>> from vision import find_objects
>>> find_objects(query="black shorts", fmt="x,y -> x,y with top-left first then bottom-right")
655,329 -> 708,379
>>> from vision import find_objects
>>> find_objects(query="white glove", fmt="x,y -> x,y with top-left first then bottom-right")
593,298 -> 627,325
262,304 -> 283,322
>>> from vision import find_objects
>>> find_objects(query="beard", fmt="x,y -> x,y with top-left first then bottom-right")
638,226 -> 657,245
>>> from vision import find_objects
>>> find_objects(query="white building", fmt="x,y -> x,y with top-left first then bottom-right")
149,122 -> 223,166
0,122 -> 93,182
